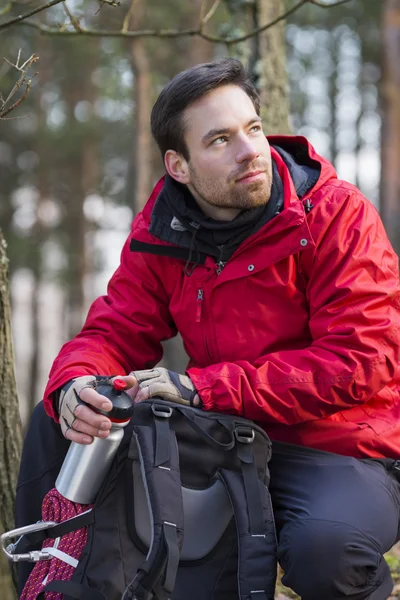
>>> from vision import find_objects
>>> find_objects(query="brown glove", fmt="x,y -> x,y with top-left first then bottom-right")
58,375 -> 101,438
130,367 -> 201,407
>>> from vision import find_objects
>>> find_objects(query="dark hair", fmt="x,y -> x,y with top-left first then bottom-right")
150,58 -> 260,161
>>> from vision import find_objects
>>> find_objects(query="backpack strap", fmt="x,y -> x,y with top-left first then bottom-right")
123,413 -> 184,600
219,436 -> 277,600
14,510 -> 94,555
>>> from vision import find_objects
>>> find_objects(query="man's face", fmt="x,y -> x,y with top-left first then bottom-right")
178,85 -> 273,216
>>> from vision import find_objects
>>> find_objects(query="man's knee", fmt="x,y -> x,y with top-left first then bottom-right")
278,519 -> 393,600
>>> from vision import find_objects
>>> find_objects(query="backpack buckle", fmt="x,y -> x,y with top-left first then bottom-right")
234,426 -> 255,444
152,404 -> 173,418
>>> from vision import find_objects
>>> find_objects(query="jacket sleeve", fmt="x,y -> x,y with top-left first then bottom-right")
43,219 -> 177,420
188,188 -> 400,425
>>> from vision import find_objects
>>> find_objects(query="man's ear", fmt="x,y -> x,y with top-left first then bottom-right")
164,150 -> 190,184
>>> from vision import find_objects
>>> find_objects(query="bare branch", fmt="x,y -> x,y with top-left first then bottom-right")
200,0 -> 221,27
21,19 -> 200,38
0,0 -> 64,30
220,0 -> 309,44
0,52 -> 38,119
1,77 -> 32,118
3,0 -> 354,40
62,0 -> 82,32
122,0 -> 136,33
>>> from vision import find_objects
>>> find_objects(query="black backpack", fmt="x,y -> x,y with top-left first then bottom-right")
13,400 -> 277,600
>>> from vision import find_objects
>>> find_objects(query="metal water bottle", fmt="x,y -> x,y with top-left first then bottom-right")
55,379 -> 134,504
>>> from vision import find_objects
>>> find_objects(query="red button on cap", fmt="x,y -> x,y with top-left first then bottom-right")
113,378 -> 128,391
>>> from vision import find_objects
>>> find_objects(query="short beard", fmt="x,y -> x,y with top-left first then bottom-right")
188,162 -> 271,211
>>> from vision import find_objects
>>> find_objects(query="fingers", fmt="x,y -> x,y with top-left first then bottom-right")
110,375 -> 139,400
79,387 -> 113,412
134,386 -> 150,403
192,394 -> 201,407
65,428 -> 93,445
74,404 -> 111,433
64,403 -> 112,445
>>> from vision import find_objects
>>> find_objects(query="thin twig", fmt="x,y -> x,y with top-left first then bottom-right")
62,0 -> 82,32
201,0 -> 220,26
1,78 -> 32,118
199,0 -> 208,21
0,0 -> 63,30
0,53 -> 38,119
222,0 -> 308,44
122,0 -> 136,33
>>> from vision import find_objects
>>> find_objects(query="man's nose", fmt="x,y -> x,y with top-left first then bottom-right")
235,137 -> 259,163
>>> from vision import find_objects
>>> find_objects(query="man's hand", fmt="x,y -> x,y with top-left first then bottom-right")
130,367 -> 201,406
58,374 -> 136,445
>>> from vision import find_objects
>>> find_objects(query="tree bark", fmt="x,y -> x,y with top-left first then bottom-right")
0,230 -> 23,598
129,0 -> 153,213
61,41 -> 99,337
328,32 -> 339,168
380,0 -> 400,253
257,0 -> 291,134
188,0 -> 215,66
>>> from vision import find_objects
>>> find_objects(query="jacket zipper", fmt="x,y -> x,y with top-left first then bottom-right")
196,288 -> 203,322
195,287 -> 212,361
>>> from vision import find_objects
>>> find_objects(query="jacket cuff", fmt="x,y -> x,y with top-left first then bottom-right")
186,368 -> 215,411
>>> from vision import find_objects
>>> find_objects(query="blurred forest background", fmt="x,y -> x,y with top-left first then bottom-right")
1,0 -> 400,598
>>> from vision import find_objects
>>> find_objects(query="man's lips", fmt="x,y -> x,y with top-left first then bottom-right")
236,170 -> 265,183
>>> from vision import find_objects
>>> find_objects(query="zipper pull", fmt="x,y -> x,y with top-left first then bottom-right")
303,198 -> 314,213
216,261 -> 226,275
216,245 -> 226,275
196,289 -> 203,322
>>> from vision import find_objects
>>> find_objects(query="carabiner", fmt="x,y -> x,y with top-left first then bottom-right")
1,521 -> 57,562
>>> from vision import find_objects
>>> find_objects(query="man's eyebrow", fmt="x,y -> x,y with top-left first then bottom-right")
201,116 -> 262,144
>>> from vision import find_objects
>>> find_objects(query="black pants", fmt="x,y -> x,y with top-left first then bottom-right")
269,442 -> 400,600
15,403 -> 400,600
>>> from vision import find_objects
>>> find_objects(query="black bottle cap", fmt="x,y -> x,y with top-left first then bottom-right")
95,383 -> 134,421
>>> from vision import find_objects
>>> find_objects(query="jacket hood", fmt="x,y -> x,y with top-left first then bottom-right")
132,135 -> 338,245
268,135 -> 336,198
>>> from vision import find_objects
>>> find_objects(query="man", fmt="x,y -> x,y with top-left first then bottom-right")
35,59 -> 400,598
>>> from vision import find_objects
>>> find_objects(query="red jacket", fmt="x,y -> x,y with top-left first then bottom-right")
43,137 -> 400,459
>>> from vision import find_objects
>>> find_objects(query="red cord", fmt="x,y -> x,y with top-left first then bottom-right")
20,488 -> 92,600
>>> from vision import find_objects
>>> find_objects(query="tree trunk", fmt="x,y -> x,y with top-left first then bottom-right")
328,32 -> 339,168
257,0 -> 291,134
0,230 -> 23,598
129,0 -> 153,213
188,0 -> 215,66
62,41 -> 99,337
380,0 -> 400,253
27,36 -> 51,416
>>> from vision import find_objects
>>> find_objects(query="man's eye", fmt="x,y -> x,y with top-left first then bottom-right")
250,125 -> 262,133
212,136 -> 227,145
